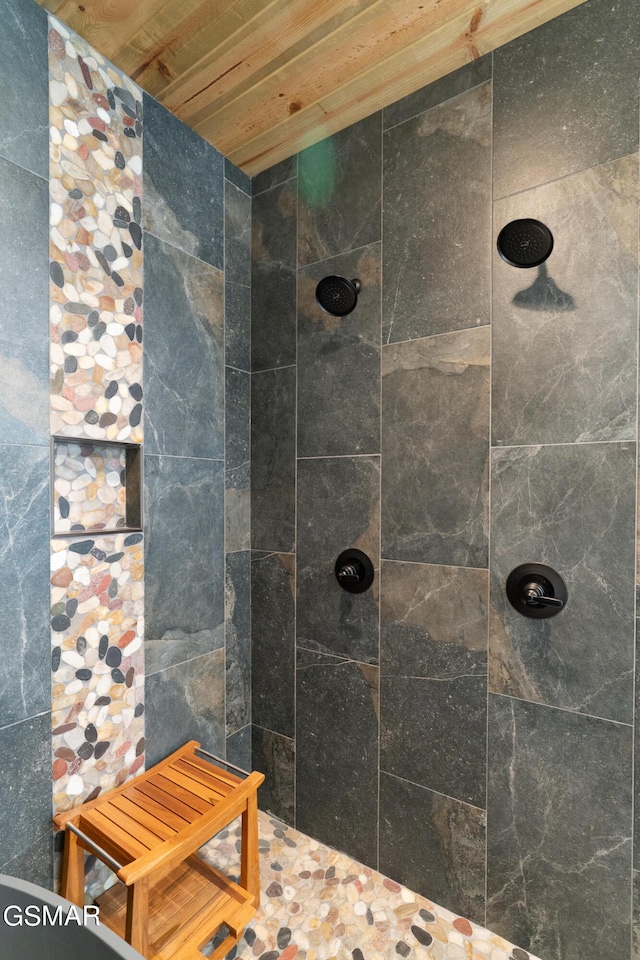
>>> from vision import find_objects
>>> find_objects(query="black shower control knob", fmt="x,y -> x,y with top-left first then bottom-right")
506,563 -> 567,619
334,549 -> 374,594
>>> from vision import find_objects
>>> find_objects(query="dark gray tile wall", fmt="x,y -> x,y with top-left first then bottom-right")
0,0 -> 51,886
249,1 -> 640,955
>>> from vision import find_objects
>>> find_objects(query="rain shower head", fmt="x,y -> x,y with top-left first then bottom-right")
497,219 -> 554,268
315,276 -> 361,316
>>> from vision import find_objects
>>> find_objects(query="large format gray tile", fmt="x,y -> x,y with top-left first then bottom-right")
296,649 -> 378,866
492,155 -> 638,446
379,772 -> 486,924
226,367 -> 250,553
252,180 -> 297,371
252,724 -> 295,825
487,695 -> 632,960
0,444 -> 49,728
297,456 -> 379,663
490,442 -> 635,724
143,93 -> 224,269
0,712 -> 51,871
382,327 -> 490,567
380,561 -> 487,808
298,112 -> 381,266
251,551 -> 295,739
144,234 -> 224,460
225,551 -> 251,737
0,0 -> 48,178
145,456 -> 224,675
251,367 -> 296,553
383,83 -> 491,343
493,0 -> 640,197
225,179 -> 251,372
383,55 -> 492,130
298,243 -> 380,458
145,649 -> 225,768
0,157 -> 48,445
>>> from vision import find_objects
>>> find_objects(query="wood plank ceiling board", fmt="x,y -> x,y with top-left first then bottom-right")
37,0 -> 590,175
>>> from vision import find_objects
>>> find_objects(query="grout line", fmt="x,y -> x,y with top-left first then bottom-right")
142,227 -> 224,274
493,437 -> 637,451
252,363 -> 297,375
225,363 -> 252,376
380,769 -> 486,814
297,453 -> 381,461
252,721 -> 295,744
251,172 -> 297,199
300,239 -> 382,272
0,709 -> 51,735
145,645 -> 225,680
377,110 -> 384,875
143,451 -> 224,463
493,149 -> 640,205
382,76 -> 493,134
296,642 -> 379,668
381,322 -> 490,350
630,133 -> 640,955
485,58 -> 494,928
490,690 -> 634,729
0,150 -> 49,185
224,174 -> 251,199
380,557 -> 488,572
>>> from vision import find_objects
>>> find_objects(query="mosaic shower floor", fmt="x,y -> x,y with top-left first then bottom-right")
199,812 -> 540,960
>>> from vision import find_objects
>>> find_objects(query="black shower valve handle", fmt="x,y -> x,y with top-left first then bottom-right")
522,581 -> 564,609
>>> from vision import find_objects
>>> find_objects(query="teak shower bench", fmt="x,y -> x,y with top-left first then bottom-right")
53,740 -> 265,960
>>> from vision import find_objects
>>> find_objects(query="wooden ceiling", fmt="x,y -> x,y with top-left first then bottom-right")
37,0 -> 588,175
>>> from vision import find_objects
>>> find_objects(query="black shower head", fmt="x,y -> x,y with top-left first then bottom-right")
497,219 -> 554,268
315,276 -> 361,316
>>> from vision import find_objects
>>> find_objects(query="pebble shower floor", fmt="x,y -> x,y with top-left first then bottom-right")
200,811 -> 540,960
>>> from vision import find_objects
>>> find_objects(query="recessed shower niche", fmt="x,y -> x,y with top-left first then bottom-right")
52,437 -> 142,537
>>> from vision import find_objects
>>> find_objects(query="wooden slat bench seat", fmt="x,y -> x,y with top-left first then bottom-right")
54,740 -> 265,960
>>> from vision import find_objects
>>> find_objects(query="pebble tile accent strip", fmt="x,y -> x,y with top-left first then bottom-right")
53,440 -> 133,535
51,533 -> 144,812
201,812 -> 541,960
48,17 -> 143,444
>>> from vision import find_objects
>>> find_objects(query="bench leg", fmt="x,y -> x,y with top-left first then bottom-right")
126,877 -> 149,958
61,829 -> 85,907
240,792 -> 260,908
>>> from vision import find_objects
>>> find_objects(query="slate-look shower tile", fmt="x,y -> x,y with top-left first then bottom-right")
252,180 -> 297,371
296,649 -> 378,866
0,444 -> 49,728
251,551 -> 295,738
379,772 -> 486,924
225,551 -> 251,737
226,368 -> 250,553
0,158 -> 48,444
2,826 -> 53,890
298,243 -> 380,458
145,456 -> 224,675
493,0 -> 640,198
226,724 -> 251,772
145,649 -> 225,768
380,561 -> 488,808
490,442 -> 635,724
225,179 -> 251,372
0,712 -> 51,871
487,695 -> 632,960
225,157 -> 251,196
634,870 -> 640,959
383,83 -> 491,343
383,55 -> 492,130
0,0 -> 48,178
251,367 -> 296,553
297,456 -> 379,663
252,156 -> 297,196
144,234 -> 224,459
298,112 -> 381,266
492,156 -> 638,446
143,93 -> 223,268
252,725 -> 295,825
382,327 -> 489,567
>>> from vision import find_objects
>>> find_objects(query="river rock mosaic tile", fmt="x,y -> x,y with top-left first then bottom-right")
50,532 -> 144,813
202,811 -> 541,960
48,17 -> 143,444
53,439 -> 141,535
